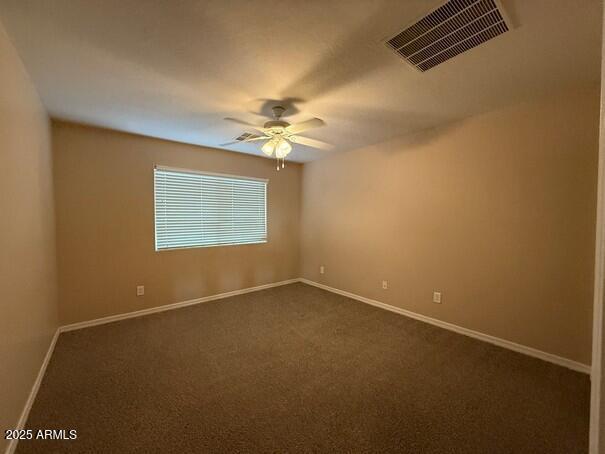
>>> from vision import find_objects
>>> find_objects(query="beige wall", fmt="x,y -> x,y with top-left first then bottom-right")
0,21 -> 58,452
52,122 -> 302,325
301,87 -> 599,365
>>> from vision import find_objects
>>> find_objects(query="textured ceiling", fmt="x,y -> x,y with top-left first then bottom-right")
0,0 -> 601,162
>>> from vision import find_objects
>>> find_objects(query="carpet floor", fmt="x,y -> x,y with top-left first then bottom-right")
18,283 -> 589,453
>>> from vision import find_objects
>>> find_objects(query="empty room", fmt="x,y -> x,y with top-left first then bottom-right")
2,0 -> 605,453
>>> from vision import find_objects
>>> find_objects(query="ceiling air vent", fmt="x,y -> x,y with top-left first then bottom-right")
386,0 -> 511,72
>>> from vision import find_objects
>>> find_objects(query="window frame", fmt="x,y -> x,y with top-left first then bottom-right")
153,165 -> 268,252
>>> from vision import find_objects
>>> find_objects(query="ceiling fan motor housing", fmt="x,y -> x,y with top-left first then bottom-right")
264,120 -> 289,130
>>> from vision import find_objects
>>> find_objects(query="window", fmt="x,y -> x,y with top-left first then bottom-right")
154,166 -> 267,250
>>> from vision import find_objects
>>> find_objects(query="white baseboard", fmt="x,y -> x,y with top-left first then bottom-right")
300,278 -> 591,375
6,327 -> 61,454
60,278 -> 300,332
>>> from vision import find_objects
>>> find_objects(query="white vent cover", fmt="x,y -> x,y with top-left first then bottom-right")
386,0 -> 511,72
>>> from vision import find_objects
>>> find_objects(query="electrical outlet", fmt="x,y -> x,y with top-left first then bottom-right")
320,265 -> 325,275
136,285 -> 145,296
432,291 -> 442,304
382,280 -> 388,290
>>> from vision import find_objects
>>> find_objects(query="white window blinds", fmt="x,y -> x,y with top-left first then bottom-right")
154,166 -> 267,250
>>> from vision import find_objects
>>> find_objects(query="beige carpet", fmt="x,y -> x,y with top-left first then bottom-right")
18,283 -> 589,453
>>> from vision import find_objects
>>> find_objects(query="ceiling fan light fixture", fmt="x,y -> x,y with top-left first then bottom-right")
275,138 -> 292,159
261,137 -> 278,156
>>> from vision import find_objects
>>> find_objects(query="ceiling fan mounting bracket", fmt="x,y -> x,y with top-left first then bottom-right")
264,120 -> 290,130
272,105 -> 286,120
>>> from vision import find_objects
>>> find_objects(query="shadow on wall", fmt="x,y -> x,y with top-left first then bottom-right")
378,118 -> 465,151
26,0 -> 256,130
279,5 -> 395,102
51,0 -> 249,92
315,102 -> 464,155
237,3 -> 404,131
246,98 -> 305,119
32,0 -> 462,157
42,0 -> 394,109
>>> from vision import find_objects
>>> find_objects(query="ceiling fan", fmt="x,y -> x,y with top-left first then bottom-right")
223,106 -> 332,170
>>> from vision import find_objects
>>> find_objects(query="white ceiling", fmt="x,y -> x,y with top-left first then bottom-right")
0,0 -> 601,162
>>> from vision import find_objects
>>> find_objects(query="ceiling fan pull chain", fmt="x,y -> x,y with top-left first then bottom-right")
276,157 -> 280,171
282,158 -> 285,169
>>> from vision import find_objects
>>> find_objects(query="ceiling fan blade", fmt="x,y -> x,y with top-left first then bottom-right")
219,140 -> 242,147
286,118 -> 325,134
243,136 -> 271,142
224,117 -> 267,134
290,135 -> 333,150
220,135 -> 270,147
